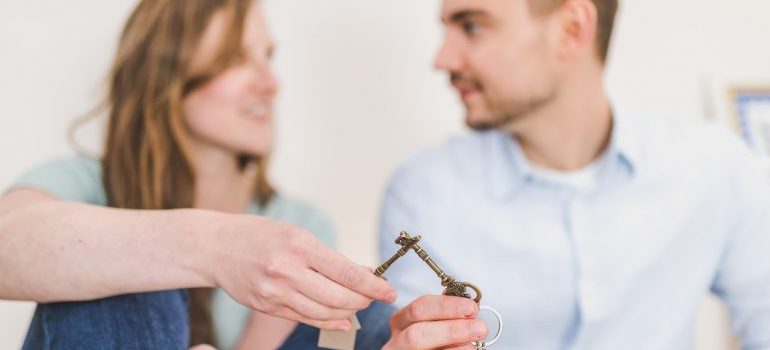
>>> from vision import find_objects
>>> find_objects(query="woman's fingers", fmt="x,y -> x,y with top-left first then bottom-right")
271,305 -> 354,331
306,244 -> 396,303
189,345 -> 217,350
285,290 -> 359,321
294,268 -> 373,311
218,221 -> 393,327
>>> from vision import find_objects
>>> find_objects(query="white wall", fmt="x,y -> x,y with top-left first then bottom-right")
2,0 -> 768,348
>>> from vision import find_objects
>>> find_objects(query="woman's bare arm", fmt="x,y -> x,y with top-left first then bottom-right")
0,188 -> 214,302
0,188 -> 397,330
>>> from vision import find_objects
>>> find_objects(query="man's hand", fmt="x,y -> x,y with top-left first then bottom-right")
203,215 -> 397,331
384,295 -> 488,350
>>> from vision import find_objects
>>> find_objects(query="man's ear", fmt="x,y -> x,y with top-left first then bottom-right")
555,0 -> 598,61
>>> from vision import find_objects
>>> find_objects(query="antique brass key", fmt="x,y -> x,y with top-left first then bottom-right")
374,232 -> 420,278
375,231 -> 482,303
375,231 -> 502,349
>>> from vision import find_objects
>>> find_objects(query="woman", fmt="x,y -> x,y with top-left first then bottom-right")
0,0 -> 397,348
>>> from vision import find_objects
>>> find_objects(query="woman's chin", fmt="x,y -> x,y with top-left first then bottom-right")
235,143 -> 272,158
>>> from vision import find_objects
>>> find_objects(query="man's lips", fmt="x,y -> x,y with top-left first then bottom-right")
454,85 -> 481,100
450,76 -> 482,99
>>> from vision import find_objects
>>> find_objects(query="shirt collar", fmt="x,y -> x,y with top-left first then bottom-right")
484,130 -> 532,201
484,104 -> 641,201
609,103 -> 642,177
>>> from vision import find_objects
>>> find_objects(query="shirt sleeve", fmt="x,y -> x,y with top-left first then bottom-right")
6,155 -> 105,205
711,146 -> 770,349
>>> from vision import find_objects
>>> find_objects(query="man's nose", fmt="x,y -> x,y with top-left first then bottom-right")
434,38 -> 462,72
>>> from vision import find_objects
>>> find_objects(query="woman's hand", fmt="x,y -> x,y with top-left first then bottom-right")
204,214 -> 397,331
384,295 -> 488,350
189,345 -> 216,350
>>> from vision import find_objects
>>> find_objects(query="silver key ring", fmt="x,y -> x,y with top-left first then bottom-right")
471,305 -> 503,348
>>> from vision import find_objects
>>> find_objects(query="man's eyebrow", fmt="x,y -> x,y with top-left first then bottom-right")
444,9 -> 487,24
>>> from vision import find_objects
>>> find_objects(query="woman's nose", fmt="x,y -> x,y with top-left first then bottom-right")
247,58 -> 279,95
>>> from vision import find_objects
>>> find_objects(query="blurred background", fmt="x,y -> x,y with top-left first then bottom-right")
2,0 -> 769,348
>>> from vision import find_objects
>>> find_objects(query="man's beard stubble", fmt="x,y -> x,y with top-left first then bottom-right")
452,73 -> 555,132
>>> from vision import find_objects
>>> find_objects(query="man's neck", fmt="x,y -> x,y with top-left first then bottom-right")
505,75 -> 612,171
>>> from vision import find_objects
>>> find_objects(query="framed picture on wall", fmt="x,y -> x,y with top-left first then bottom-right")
711,79 -> 770,156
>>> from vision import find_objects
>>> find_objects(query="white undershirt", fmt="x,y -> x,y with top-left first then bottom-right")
530,153 -> 608,192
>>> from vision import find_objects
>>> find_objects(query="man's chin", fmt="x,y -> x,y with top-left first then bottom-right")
466,111 -> 505,131
466,119 -> 496,131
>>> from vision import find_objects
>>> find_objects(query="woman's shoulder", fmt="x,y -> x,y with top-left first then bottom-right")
9,154 -> 106,205
25,154 -> 101,175
251,194 -> 337,248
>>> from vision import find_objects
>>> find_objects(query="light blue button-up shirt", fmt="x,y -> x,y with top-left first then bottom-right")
378,109 -> 770,349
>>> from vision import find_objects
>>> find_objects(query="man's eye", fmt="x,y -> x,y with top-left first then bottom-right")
462,22 -> 480,36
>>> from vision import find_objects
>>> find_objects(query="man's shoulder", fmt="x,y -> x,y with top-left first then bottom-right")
641,113 -> 731,141
634,112 -> 746,159
622,110 -> 762,181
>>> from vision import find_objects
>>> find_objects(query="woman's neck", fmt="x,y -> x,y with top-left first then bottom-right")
192,145 -> 256,213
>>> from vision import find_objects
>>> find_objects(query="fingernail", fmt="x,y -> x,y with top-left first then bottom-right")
471,320 -> 487,339
385,290 -> 397,302
462,301 -> 477,318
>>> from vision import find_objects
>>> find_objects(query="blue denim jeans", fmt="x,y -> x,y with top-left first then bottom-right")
278,301 -> 394,350
22,290 -> 190,350
22,290 -> 394,350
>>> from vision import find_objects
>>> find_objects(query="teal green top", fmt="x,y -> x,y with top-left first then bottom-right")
9,155 -> 337,350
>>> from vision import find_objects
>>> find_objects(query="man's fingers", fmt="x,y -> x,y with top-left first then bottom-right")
388,296 -> 484,350
391,295 -> 478,332
307,245 -> 396,303
437,346 -> 476,350
295,268 -> 373,310
391,319 -> 487,350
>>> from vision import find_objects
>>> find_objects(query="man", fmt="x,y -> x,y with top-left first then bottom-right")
380,0 -> 770,348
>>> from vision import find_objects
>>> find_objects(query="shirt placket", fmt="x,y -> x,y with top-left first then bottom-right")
565,188 -> 608,349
